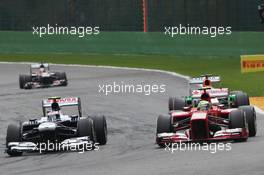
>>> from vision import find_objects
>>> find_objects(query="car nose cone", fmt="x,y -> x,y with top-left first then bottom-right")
38,122 -> 57,132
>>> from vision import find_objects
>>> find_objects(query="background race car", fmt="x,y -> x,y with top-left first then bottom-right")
169,74 -> 250,111
6,97 -> 107,156
19,63 -> 68,89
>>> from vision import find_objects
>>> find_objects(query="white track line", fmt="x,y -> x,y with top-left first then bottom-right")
1,61 -> 263,114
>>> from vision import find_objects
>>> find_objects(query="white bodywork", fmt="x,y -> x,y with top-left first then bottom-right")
38,122 -> 57,132
7,136 -> 92,153
24,111 -> 73,126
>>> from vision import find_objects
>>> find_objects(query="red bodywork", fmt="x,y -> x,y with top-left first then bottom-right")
156,106 -> 248,145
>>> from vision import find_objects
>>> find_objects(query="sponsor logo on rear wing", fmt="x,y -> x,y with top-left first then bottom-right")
192,88 -> 228,98
189,76 -> 221,84
42,97 -> 79,108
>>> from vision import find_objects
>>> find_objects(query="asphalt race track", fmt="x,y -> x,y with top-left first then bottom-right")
0,63 -> 263,175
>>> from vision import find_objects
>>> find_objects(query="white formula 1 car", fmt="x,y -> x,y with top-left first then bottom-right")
19,63 -> 67,89
6,97 -> 107,156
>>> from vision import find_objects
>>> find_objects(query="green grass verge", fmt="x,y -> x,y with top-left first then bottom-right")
0,31 -> 263,96
0,53 -> 263,96
0,31 -> 263,56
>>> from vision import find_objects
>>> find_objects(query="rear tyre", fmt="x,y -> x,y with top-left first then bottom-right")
156,115 -> 172,147
6,124 -> 23,156
168,97 -> 185,111
90,116 -> 107,145
239,106 -> 257,137
229,110 -> 247,142
77,118 -> 95,142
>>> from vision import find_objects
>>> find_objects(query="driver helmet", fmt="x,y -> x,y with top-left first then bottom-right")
39,64 -> 45,72
51,99 -> 60,111
201,92 -> 211,102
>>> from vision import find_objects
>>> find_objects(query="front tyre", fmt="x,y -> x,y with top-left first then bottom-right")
229,110 -> 247,142
239,106 -> 257,137
56,72 -> 68,86
19,75 -> 25,89
156,115 -> 172,147
90,115 -> 107,145
19,75 -> 31,89
77,118 -> 95,142
6,124 -> 23,156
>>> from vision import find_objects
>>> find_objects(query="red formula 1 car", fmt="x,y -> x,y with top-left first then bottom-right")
156,89 -> 257,147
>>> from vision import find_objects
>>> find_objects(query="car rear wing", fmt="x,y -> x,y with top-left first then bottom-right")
189,75 -> 221,85
31,63 -> 49,69
191,88 -> 229,99
42,97 -> 82,117
30,63 -> 50,74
